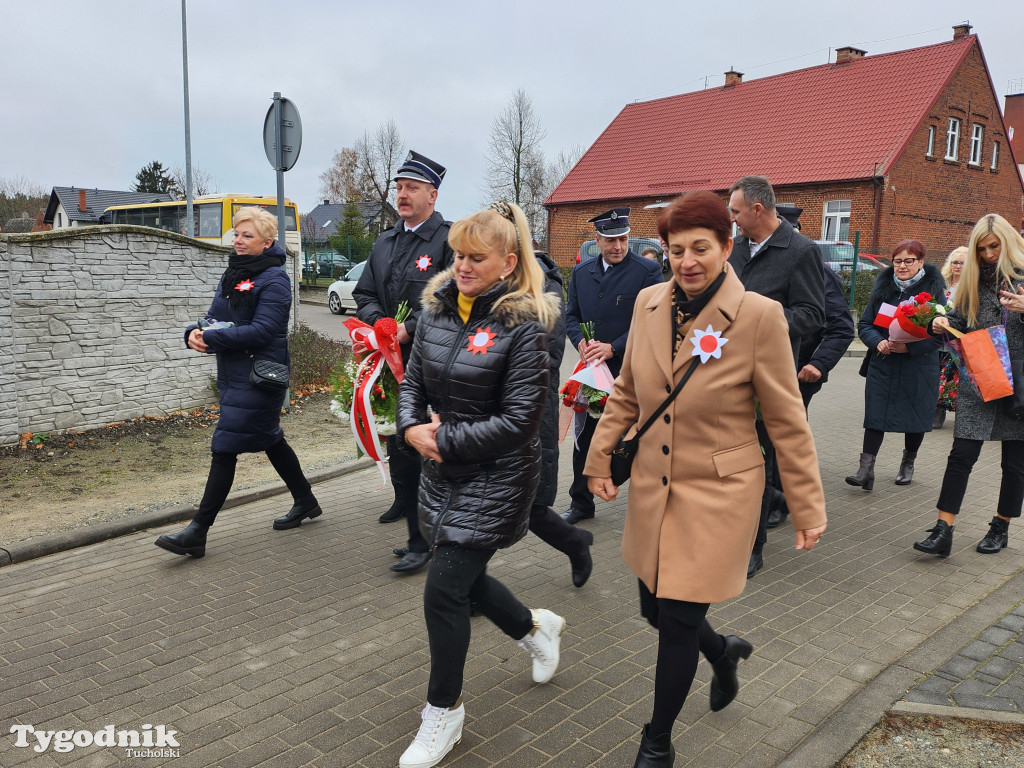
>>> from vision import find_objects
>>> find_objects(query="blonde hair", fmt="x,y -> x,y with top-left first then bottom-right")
232,206 -> 278,242
448,202 -> 557,331
940,246 -> 968,285
954,214 -> 1024,326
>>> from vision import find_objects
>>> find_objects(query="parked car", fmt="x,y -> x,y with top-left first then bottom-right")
327,262 -> 366,315
576,236 -> 663,265
815,241 -> 889,273
305,255 -> 355,281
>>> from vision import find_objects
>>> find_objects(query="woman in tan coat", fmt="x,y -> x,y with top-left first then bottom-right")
586,192 -> 827,768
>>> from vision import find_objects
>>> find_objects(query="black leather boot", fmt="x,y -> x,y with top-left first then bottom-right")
765,487 -> 789,528
977,516 -> 1009,554
710,635 -> 754,711
155,521 -> 209,558
913,520 -> 954,557
569,529 -> 595,588
378,498 -> 404,523
633,723 -> 674,768
933,407 -> 946,429
895,450 -> 917,485
845,452 -> 876,491
273,496 -> 322,530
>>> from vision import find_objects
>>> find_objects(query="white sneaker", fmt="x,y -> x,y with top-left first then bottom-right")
398,701 -> 464,768
517,608 -> 565,683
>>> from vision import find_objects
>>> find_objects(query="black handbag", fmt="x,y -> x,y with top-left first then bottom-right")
609,359 -> 699,486
249,357 -> 290,393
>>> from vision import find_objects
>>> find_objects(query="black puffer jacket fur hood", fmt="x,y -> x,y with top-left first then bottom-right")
397,268 -> 557,549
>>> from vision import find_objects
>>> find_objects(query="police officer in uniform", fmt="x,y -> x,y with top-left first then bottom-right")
354,150 -> 453,573
563,208 -> 662,524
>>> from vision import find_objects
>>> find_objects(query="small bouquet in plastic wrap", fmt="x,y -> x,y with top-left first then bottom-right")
882,292 -> 948,343
330,301 -> 410,480
559,321 -> 615,445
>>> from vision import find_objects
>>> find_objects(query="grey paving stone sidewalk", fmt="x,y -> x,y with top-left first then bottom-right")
904,598 -> 1024,713
2,356 -> 1023,768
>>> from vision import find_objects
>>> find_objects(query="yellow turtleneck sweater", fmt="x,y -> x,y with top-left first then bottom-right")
457,292 -> 476,324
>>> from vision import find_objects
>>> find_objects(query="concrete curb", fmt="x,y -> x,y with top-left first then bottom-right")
775,564 -> 1024,768
891,700 -> 1024,726
0,457 -> 371,568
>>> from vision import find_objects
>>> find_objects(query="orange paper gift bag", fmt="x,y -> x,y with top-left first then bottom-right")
949,326 -> 1014,402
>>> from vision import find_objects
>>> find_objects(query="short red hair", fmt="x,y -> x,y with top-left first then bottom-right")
890,239 -> 926,261
657,191 -> 732,246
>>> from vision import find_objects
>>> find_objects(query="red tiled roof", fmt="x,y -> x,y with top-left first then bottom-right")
547,36 -> 977,205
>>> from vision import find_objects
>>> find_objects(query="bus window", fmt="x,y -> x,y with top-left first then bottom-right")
196,204 -> 221,238
232,203 -> 297,231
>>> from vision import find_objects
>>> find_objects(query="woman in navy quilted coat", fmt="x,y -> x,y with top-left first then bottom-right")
394,202 -> 565,768
155,207 -> 320,559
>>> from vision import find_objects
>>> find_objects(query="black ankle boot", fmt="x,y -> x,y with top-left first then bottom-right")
845,452 -> 875,491
569,529 -> 594,588
273,496 -> 322,530
710,635 -> 754,711
378,498 -> 404,523
633,723 -> 674,768
895,450 -> 917,485
933,407 -> 946,429
913,519 -> 954,557
155,521 -> 209,558
977,517 -> 1009,554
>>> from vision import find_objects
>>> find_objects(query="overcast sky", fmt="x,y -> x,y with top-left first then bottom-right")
4,1 -> 1020,221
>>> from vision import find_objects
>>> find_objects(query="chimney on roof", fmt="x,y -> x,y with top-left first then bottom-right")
323,199 -> 329,205
835,46 -> 867,64
952,23 -> 972,40
78,190 -> 87,211
724,67 -> 743,87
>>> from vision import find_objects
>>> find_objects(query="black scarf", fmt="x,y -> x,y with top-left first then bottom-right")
673,270 -> 728,356
219,250 -> 284,309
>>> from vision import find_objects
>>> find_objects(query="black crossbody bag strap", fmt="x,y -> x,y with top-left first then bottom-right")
633,358 -> 700,441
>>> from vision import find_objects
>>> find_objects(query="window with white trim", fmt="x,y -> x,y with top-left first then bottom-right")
945,118 -> 961,160
969,124 -> 984,165
822,199 -> 851,241
992,141 -> 1000,170
926,126 -> 935,156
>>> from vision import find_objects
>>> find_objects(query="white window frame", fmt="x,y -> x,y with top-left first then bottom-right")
992,141 -> 1000,170
822,199 -> 851,241
926,126 -> 935,157
945,118 -> 961,160
969,124 -> 984,165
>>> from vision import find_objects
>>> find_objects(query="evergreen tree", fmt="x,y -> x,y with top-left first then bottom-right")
132,161 -> 174,194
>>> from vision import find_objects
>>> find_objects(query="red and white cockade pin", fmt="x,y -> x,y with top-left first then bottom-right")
415,255 -> 432,271
467,327 -> 496,354
235,279 -> 255,292
689,324 -> 728,363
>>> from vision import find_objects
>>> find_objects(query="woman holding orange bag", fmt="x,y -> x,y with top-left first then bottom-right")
916,214 -> 1024,557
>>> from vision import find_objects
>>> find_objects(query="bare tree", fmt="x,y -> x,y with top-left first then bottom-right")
484,89 -> 548,238
168,164 -> 218,198
0,175 -> 47,198
0,175 -> 49,227
318,147 -> 367,203
355,120 -> 405,231
546,144 -> 585,191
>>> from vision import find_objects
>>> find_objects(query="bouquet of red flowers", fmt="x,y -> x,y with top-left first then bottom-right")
889,292 -> 948,343
559,322 -> 616,444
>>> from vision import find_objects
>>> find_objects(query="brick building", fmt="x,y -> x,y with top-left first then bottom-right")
545,26 -> 1024,267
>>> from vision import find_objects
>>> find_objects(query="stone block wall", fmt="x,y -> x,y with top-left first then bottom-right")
0,226 -> 298,446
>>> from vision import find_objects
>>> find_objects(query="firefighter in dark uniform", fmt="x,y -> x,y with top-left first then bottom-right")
354,150 -> 453,573
563,207 -> 662,524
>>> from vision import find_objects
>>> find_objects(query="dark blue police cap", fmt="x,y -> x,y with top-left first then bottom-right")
588,207 -> 631,236
393,150 -> 446,189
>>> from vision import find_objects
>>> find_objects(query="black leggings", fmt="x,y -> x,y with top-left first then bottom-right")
937,438 -> 1024,518
423,544 -> 533,708
193,439 -> 313,527
639,582 -> 726,737
862,429 -> 924,456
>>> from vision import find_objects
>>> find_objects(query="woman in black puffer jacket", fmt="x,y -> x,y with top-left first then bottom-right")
395,202 -> 564,768
155,207 -> 320,559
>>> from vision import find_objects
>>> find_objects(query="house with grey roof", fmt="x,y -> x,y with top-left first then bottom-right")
302,200 -> 397,241
43,187 -> 174,230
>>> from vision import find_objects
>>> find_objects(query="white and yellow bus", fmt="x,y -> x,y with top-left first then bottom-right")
104,194 -> 301,254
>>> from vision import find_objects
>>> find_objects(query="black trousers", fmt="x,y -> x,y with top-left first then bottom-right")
528,504 -> 589,555
424,544 -> 534,708
862,429 -> 924,456
569,415 -> 598,515
193,438 -> 313,527
937,438 -> 1024,518
387,434 -> 428,553
754,420 -> 775,550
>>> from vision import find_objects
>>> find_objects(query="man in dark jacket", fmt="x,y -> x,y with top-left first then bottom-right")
797,263 -> 855,408
563,208 -> 662,524
354,150 -> 453,574
727,176 -> 826,578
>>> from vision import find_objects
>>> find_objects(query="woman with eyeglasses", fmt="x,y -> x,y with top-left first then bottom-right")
934,247 -> 968,428
846,240 -> 946,491
915,214 -> 1024,557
